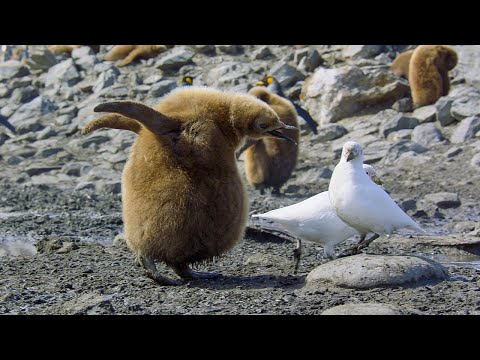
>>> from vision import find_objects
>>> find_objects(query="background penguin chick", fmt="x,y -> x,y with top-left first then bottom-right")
390,49 -> 414,80
256,76 -> 318,135
243,86 -> 300,196
81,87 -> 295,286
104,45 -> 169,67
408,45 -> 458,107
47,45 -> 100,54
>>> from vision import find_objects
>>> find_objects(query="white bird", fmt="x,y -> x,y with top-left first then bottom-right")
252,163 -> 383,271
329,141 -> 426,252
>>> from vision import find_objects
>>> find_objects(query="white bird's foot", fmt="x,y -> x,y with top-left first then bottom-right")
293,239 -> 302,274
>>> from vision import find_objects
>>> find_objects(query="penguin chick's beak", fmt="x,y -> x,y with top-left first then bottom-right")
267,124 -> 298,145
372,175 -> 383,186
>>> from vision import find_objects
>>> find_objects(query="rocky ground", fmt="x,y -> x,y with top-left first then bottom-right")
0,45 -> 480,315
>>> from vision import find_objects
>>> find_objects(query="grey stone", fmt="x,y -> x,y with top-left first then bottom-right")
295,48 -> 323,72
451,96 -> 480,121
387,129 -> 412,142
96,180 -> 122,194
143,74 -> 163,85
62,162 -> 93,177
25,166 -> 62,177
305,254 -> 448,289
0,83 -> 11,98
450,116 -> 480,143
452,45 -> 480,88
81,135 -> 111,148
382,140 -> 429,165
71,46 -> 94,59
6,155 -> 23,165
0,132 -> 10,146
435,97 -> 455,126
37,148 -> 63,158
8,96 -> 57,126
444,147 -> 463,158
0,60 -> 30,81
36,126 -> 58,140
342,45 -> 384,59
363,140 -> 391,163
216,45 -> 244,55
470,153 -> 480,169
379,111 -> 419,138
392,98 -> 413,113
423,192 -> 461,209
10,76 -> 32,89
303,66 -> 409,125
99,85 -> 129,98
321,303 -> 407,315
75,182 -> 96,191
412,106 -> 437,124
92,68 -> 120,93
26,50 -> 58,70
193,45 -> 216,55
312,124 -> 348,143
155,48 -> 195,72
252,46 -> 273,60
148,80 -> 177,98
45,58 -> 81,88
269,63 -> 305,88
411,123 -> 444,147
10,85 -> 39,104
75,55 -> 99,71
400,198 -> 417,212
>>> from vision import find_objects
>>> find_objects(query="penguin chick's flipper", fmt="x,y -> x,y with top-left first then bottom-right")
293,103 -> 318,134
139,256 -> 183,286
236,137 -> 260,159
94,101 -> 181,135
82,114 -> 143,135
0,115 -> 16,134
172,263 -> 221,280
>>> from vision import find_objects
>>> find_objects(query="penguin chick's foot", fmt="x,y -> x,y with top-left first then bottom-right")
139,256 -> 183,286
172,263 -> 221,280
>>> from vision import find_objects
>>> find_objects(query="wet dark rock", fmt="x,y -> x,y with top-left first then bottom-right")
423,192 -> 461,209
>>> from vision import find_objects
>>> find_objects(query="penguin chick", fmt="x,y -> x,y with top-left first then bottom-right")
81,86 -> 298,286
104,45 -> 169,67
256,76 -> 318,135
241,86 -> 300,195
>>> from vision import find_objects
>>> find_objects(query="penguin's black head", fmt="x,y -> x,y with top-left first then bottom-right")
180,76 -> 194,86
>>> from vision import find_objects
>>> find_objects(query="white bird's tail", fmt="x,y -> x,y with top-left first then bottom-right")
405,220 -> 427,234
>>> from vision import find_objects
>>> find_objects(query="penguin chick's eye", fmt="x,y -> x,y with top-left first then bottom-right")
259,123 -> 268,129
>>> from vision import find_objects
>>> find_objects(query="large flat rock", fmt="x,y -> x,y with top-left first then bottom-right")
305,254 -> 448,289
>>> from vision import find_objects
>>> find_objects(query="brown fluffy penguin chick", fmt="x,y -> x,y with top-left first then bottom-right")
47,45 -> 100,54
409,45 -> 458,107
47,45 -> 82,54
243,86 -> 300,195
390,49 -> 414,80
104,45 -> 169,67
81,86 -> 297,285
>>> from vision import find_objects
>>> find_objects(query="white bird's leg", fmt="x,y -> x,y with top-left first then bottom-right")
138,255 -> 183,286
356,233 -> 380,250
336,234 -> 368,258
293,238 -> 302,273
172,263 -> 221,280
